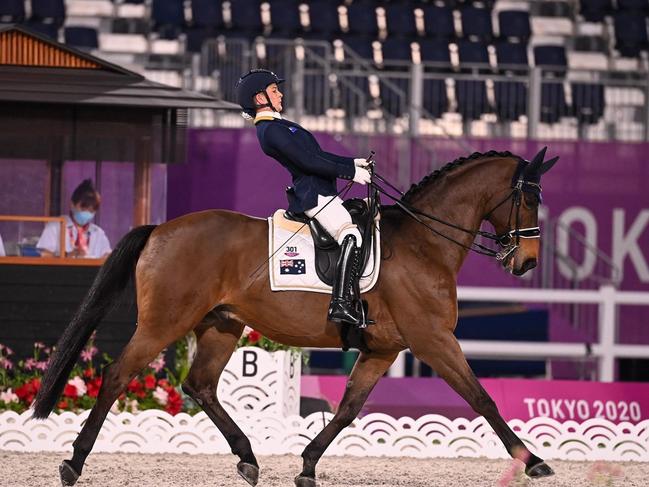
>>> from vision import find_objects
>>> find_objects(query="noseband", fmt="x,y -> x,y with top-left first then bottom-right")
370,159 -> 542,261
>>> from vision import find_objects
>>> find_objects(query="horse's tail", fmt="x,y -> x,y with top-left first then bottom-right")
32,224 -> 157,419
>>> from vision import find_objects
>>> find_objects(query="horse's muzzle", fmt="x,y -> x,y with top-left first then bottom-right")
513,258 -> 537,276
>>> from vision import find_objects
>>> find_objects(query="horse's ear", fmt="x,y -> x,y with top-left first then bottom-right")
530,146 -> 547,167
540,156 -> 559,174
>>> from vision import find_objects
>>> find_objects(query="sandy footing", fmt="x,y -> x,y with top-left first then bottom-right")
2,451 -> 645,487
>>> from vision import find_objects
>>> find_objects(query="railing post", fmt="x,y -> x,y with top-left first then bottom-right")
409,63 -> 423,137
598,285 -> 617,382
293,40 -> 305,121
388,350 -> 407,378
527,67 -> 541,139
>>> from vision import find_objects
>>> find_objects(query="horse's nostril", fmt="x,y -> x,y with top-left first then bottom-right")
522,259 -> 537,273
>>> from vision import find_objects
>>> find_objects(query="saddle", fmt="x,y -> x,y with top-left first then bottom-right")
284,198 -> 375,286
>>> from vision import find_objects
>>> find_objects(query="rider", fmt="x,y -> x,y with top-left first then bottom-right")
235,69 -> 372,328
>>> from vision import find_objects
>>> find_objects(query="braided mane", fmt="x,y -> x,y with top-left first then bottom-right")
402,150 -> 521,202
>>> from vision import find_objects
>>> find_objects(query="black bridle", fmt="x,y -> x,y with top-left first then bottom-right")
370,160 -> 542,262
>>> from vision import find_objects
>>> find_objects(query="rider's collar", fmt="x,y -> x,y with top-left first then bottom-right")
254,111 -> 282,124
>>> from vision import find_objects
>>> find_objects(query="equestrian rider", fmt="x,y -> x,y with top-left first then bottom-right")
235,69 -> 372,328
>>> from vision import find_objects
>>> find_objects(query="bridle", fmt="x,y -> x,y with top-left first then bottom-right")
370,159 -> 542,262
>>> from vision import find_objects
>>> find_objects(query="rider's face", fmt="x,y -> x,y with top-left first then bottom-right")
256,83 -> 283,112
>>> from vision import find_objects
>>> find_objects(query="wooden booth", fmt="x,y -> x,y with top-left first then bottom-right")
0,25 -> 236,357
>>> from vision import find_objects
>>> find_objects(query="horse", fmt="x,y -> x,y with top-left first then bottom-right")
33,147 -> 558,487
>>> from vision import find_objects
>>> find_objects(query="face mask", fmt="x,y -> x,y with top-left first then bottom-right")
72,210 -> 95,226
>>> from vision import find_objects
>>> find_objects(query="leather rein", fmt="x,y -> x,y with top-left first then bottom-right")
369,162 -> 541,262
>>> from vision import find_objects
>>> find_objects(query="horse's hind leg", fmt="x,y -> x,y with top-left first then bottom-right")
411,330 -> 554,479
181,318 -> 260,486
61,326 -> 181,486
295,351 -> 397,487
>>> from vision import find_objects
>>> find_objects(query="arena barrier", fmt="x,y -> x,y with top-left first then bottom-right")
1,410 -> 648,462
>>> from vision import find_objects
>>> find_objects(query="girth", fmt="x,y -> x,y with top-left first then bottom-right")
284,198 -> 374,286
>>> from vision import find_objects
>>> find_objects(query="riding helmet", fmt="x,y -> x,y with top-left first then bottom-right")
236,69 -> 285,117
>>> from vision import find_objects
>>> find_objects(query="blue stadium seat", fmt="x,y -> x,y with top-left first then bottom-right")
618,0 -> 649,13
418,38 -> 452,117
305,0 -> 340,38
30,0 -> 65,27
418,39 -> 452,66
64,26 -> 99,51
268,0 -> 301,37
461,6 -> 493,41
533,45 -> 568,123
422,6 -> 455,39
571,83 -> 605,124
614,11 -> 649,57
379,38 -> 412,117
456,40 -> 490,119
185,27 -> 217,53
24,21 -> 59,39
494,42 -> 528,121
498,10 -> 531,42
341,36 -> 374,61
381,38 -> 413,62
0,0 -> 25,23
191,0 -> 224,29
579,0 -> 612,22
228,0 -> 263,38
345,3 -> 378,37
385,4 -> 417,38
151,0 -> 185,39
533,45 -> 567,76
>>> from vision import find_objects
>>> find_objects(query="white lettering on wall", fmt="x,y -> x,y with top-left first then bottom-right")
556,207 -> 598,281
613,209 -> 649,282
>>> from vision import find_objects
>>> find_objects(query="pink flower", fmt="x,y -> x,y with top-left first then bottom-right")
153,386 -> 168,406
0,357 -> 13,370
148,354 -> 166,373
0,389 -> 19,404
68,376 -> 87,397
35,360 -> 49,371
80,346 -> 98,362
34,342 -> 46,350
0,344 -> 13,355
23,358 -> 37,371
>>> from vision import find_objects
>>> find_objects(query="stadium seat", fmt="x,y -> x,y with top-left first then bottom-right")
456,40 -> 491,119
422,6 -> 455,40
532,45 -> 568,123
418,39 -> 452,66
0,0 -> 25,23
305,0 -> 341,38
381,38 -> 413,63
30,0 -> 65,27
385,4 -> 417,38
494,42 -> 529,121
461,6 -> 493,41
345,3 -> 378,37
578,0 -> 612,22
498,10 -> 531,42
64,26 -> 99,51
379,38 -> 413,117
24,21 -> 59,40
613,11 -> 649,57
268,0 -> 301,37
617,0 -> 649,14
533,45 -> 567,76
228,0 -> 263,38
151,0 -> 185,39
571,83 -> 605,124
185,27 -> 217,53
341,36 -> 375,62
190,0 -> 224,29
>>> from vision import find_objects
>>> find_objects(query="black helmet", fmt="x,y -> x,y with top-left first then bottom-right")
236,69 -> 285,117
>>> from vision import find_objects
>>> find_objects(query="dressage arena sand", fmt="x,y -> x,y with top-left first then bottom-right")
3,452 -> 647,487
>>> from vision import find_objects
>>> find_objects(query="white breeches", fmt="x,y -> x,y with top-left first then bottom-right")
305,195 -> 363,246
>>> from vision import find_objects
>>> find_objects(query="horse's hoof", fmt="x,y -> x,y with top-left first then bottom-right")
59,460 -> 80,486
237,461 -> 259,486
294,475 -> 317,487
526,461 -> 555,478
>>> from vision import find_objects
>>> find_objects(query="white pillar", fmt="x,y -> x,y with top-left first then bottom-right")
598,285 -> 617,382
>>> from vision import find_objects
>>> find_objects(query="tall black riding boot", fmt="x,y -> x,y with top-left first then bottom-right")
327,234 -> 364,327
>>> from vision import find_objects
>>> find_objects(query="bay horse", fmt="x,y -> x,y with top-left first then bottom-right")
33,148 -> 558,487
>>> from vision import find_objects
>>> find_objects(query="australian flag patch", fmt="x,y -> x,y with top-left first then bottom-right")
280,259 -> 306,275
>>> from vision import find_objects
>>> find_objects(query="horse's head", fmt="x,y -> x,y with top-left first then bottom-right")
485,147 -> 558,276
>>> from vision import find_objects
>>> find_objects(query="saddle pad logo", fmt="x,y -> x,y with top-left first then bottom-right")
284,245 -> 299,257
280,259 -> 306,275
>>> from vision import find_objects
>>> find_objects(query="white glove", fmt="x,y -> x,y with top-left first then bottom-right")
353,166 -> 372,185
354,158 -> 371,168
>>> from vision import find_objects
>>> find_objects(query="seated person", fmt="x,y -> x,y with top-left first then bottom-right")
37,179 -> 111,258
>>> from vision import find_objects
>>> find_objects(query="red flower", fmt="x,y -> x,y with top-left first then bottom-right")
83,368 -> 94,378
58,399 -> 68,410
143,375 -> 156,390
157,379 -> 170,389
63,383 -> 78,398
127,378 -> 142,394
247,330 -> 262,344
165,388 -> 183,416
87,377 -> 102,398
15,378 -> 41,405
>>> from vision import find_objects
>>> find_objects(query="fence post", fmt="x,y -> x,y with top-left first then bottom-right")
293,40 -> 305,121
527,67 -> 541,139
409,63 -> 423,137
598,285 -> 617,382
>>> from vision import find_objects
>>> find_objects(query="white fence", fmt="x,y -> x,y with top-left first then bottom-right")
387,285 -> 649,381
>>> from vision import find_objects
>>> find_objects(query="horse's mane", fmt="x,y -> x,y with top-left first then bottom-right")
402,150 -> 522,202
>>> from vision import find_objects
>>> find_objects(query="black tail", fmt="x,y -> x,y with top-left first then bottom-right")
32,225 -> 157,419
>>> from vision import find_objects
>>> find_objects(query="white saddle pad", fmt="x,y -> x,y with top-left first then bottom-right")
268,209 -> 380,294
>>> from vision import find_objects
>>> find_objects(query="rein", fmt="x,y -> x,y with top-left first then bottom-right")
371,166 -> 541,261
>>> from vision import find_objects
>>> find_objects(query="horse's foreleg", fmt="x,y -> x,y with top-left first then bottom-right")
181,320 -> 260,486
61,328 -> 175,486
411,330 -> 554,479
295,351 -> 397,487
